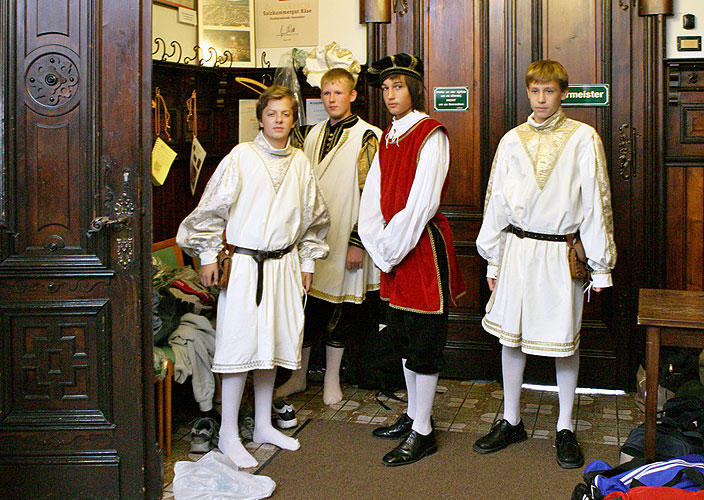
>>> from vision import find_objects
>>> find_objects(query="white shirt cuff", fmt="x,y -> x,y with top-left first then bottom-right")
301,259 -> 315,274
200,250 -> 218,266
486,263 -> 499,279
591,271 -> 613,289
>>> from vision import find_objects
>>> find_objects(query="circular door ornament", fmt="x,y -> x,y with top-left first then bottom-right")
26,53 -> 79,110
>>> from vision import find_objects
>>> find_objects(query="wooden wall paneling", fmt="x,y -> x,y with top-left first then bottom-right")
666,167 -> 687,289
424,0 -> 492,379
685,167 -> 703,290
369,0 -> 651,389
608,2 -> 650,390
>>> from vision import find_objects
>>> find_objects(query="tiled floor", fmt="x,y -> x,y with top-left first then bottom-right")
160,380 -> 644,499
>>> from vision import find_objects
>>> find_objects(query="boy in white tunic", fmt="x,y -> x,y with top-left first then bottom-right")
177,85 -> 330,468
276,68 -> 382,405
473,60 -> 616,468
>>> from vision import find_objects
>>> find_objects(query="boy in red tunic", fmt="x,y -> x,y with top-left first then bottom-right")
359,53 -> 465,466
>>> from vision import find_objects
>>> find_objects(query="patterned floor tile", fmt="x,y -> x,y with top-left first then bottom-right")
161,379 -> 639,496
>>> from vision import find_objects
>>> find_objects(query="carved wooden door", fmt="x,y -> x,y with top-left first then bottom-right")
0,1 -> 158,499
371,0 -> 648,389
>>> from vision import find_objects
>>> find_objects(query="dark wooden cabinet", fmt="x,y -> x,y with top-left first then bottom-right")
666,60 -> 704,291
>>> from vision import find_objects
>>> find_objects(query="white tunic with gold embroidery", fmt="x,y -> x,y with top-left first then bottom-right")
177,133 -> 330,373
476,110 -> 616,357
303,118 -> 382,303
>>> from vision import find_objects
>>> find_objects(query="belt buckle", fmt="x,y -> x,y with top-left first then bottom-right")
271,249 -> 284,259
513,226 -> 525,239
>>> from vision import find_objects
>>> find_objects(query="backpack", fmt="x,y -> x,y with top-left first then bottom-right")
620,397 -> 704,460
572,454 -> 704,500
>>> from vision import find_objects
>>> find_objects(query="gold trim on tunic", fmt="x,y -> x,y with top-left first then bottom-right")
515,114 -> 581,190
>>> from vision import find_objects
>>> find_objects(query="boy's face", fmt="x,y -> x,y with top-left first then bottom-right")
381,75 -> 413,119
526,79 -> 568,123
259,98 -> 296,149
321,80 -> 357,125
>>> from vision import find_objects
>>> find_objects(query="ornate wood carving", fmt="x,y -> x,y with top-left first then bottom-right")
25,53 -> 79,110
618,123 -> 638,179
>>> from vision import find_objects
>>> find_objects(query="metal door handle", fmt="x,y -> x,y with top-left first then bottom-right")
87,215 -> 130,235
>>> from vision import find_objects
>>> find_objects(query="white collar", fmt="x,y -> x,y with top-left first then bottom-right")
386,110 -> 427,145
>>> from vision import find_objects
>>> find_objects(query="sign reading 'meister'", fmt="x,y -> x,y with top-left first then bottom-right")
562,84 -> 610,107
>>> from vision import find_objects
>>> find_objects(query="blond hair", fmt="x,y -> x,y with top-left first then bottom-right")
256,85 -> 299,122
320,68 -> 356,92
525,60 -> 569,91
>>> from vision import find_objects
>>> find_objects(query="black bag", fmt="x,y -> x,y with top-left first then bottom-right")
620,396 -> 704,460
344,296 -> 404,393
658,347 -> 702,392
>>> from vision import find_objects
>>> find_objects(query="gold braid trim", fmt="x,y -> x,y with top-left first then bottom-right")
515,118 -> 580,190
357,131 -> 379,191
592,133 -> 617,268
483,138 -> 504,215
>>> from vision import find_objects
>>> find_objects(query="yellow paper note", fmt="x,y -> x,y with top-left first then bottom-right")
152,137 -> 177,186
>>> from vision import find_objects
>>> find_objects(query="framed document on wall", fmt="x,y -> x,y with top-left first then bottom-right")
154,0 -> 196,9
256,0 -> 318,49
198,0 -> 255,67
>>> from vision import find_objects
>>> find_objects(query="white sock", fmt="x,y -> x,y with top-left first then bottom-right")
501,345 -> 527,426
323,346 -> 344,405
402,359 -> 417,420
275,346 -> 311,398
218,373 -> 258,468
555,352 -> 580,432
411,372 -> 439,435
252,368 -> 300,451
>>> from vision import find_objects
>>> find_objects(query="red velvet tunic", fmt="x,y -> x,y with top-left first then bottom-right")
378,117 -> 466,313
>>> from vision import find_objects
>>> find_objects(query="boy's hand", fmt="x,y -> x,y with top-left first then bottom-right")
302,272 -> 313,292
345,245 -> 364,271
487,277 -> 495,291
200,262 -> 219,287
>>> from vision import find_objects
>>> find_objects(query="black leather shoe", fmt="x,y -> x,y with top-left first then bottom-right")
555,429 -> 584,469
382,429 -> 438,466
372,413 -> 413,440
472,419 -> 528,454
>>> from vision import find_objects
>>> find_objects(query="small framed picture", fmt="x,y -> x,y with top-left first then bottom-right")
198,0 -> 255,67
154,0 -> 196,9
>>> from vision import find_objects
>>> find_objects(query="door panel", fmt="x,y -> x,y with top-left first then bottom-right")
371,0 -> 647,389
0,1 -> 156,498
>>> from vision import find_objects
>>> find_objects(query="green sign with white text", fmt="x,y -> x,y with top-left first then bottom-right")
433,87 -> 469,111
562,84 -> 610,107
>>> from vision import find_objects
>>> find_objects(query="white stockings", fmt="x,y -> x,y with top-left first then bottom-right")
219,369 -> 300,469
501,345 -> 580,432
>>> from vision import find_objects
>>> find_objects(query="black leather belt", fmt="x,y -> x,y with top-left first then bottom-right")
507,224 -> 572,242
233,244 -> 295,306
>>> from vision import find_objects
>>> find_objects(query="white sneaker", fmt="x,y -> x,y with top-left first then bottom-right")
189,417 -> 219,453
272,398 -> 298,429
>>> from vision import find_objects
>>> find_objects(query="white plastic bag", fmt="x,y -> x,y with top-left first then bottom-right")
173,450 -> 276,500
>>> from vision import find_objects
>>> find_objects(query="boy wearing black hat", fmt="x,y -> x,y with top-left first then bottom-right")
358,53 -> 466,467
